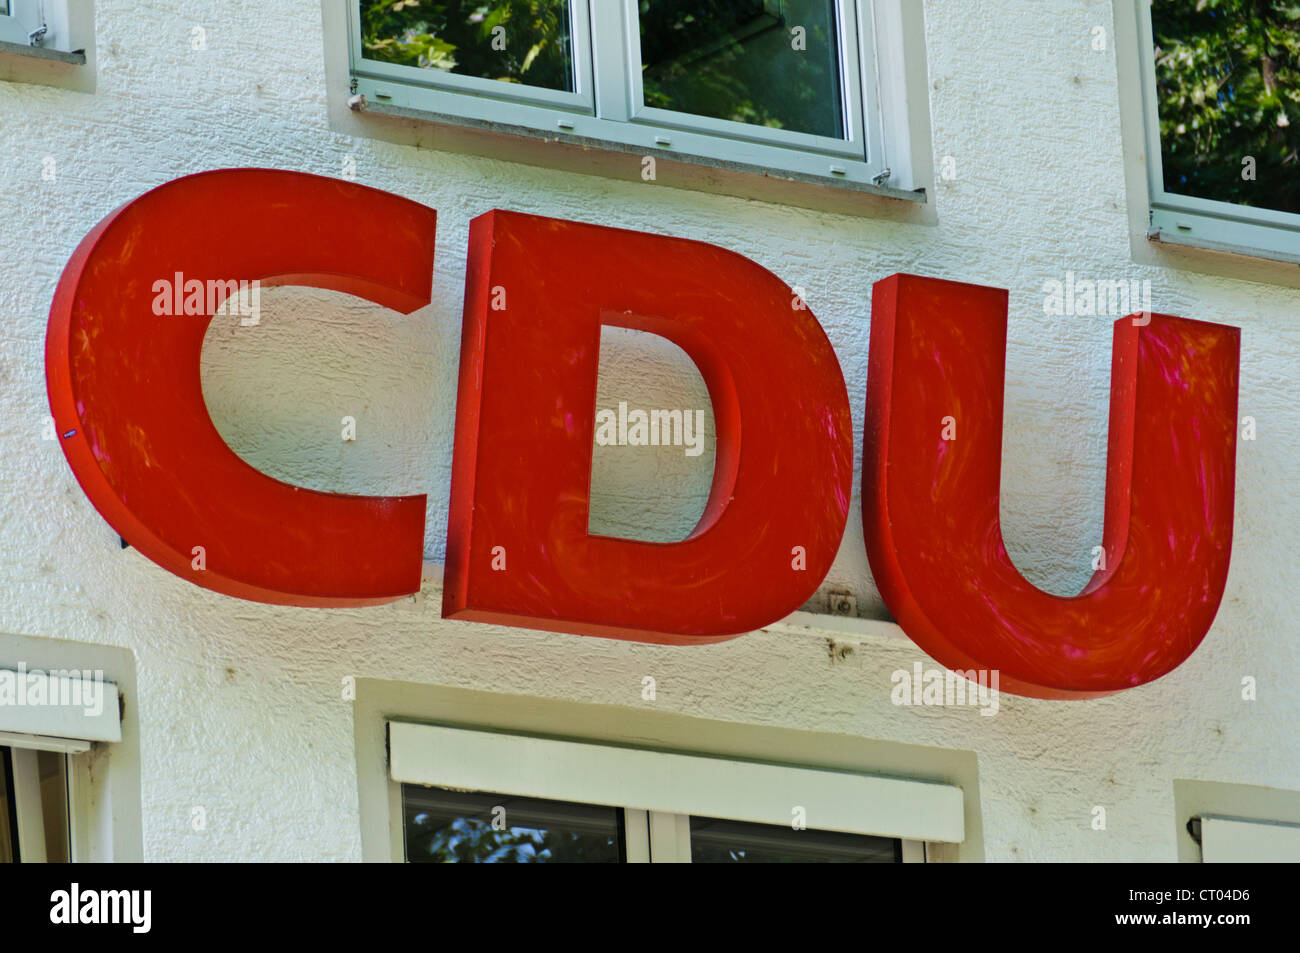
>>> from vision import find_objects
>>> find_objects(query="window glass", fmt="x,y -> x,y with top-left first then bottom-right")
360,0 -> 576,92
403,785 -> 625,862
637,0 -> 845,139
689,814 -> 900,862
1151,0 -> 1299,214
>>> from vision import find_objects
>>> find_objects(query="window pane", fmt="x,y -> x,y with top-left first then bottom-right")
690,814 -> 899,862
1151,1 -> 1299,214
403,785 -> 626,862
359,0 -> 575,93
638,0 -> 845,139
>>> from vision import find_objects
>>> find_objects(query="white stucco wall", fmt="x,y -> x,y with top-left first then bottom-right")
0,0 -> 1296,861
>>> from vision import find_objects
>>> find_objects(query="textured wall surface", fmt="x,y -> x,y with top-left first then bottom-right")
0,0 -> 1296,861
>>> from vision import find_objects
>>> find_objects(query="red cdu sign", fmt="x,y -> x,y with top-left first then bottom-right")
45,169 -> 1240,698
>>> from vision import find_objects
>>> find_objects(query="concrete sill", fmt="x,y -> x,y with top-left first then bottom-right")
1148,228 -> 1300,267
1136,229 -> 1300,291
353,98 -> 929,222
0,39 -> 86,65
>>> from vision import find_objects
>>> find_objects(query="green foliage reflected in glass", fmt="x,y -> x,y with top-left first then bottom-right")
403,785 -> 624,863
1152,0 -> 1299,213
360,0 -> 575,92
638,0 -> 845,139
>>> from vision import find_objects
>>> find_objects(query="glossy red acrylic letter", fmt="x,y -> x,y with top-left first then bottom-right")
443,211 -> 854,643
864,274 -> 1239,698
46,169 -> 433,606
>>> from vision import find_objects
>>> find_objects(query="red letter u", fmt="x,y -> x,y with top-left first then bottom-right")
864,274 -> 1239,699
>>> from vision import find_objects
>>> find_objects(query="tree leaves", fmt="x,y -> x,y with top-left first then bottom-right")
1153,0 -> 1299,212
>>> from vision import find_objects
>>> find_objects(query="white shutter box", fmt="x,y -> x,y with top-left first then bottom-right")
0,666 -> 122,753
389,721 -> 965,844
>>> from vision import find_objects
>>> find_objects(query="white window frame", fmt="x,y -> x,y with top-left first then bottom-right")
4,745 -> 71,863
0,0 -> 41,46
388,720 -> 961,862
347,0 -> 597,114
0,0 -> 81,53
1132,0 -> 1300,263
1198,816 -> 1300,863
347,0 -> 910,190
0,666 -> 122,863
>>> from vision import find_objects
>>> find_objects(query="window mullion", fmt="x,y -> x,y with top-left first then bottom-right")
835,0 -> 870,164
589,0 -> 634,122
647,809 -> 692,863
9,747 -> 48,862
623,808 -> 652,862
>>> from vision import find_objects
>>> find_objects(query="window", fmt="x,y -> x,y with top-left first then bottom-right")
388,721 -> 962,862
1190,816 -> 1300,863
1173,780 -> 1300,862
0,0 -> 79,53
0,745 -> 71,863
347,1 -> 917,191
0,0 -> 90,86
0,664 -> 124,862
1136,0 -> 1300,262
688,813 -> 899,862
404,787 -> 630,862
400,783 -> 905,863
0,0 -> 41,46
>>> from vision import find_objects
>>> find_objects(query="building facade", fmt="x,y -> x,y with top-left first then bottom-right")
1,0 -> 1297,863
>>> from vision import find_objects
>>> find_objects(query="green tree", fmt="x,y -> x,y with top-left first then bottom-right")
360,0 -> 574,91
1152,0 -> 1300,212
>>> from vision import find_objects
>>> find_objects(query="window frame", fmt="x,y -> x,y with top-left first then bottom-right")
2,745 -> 71,863
1196,815 -> 1300,863
395,786 -> 923,863
1134,0 -> 1300,264
0,0 -> 83,53
346,0 -> 900,190
0,642 -> 140,863
0,0 -> 39,46
387,720 -> 958,862
0,0 -> 91,88
348,0 -> 597,113
645,808 -> 916,862
614,0 -> 876,163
